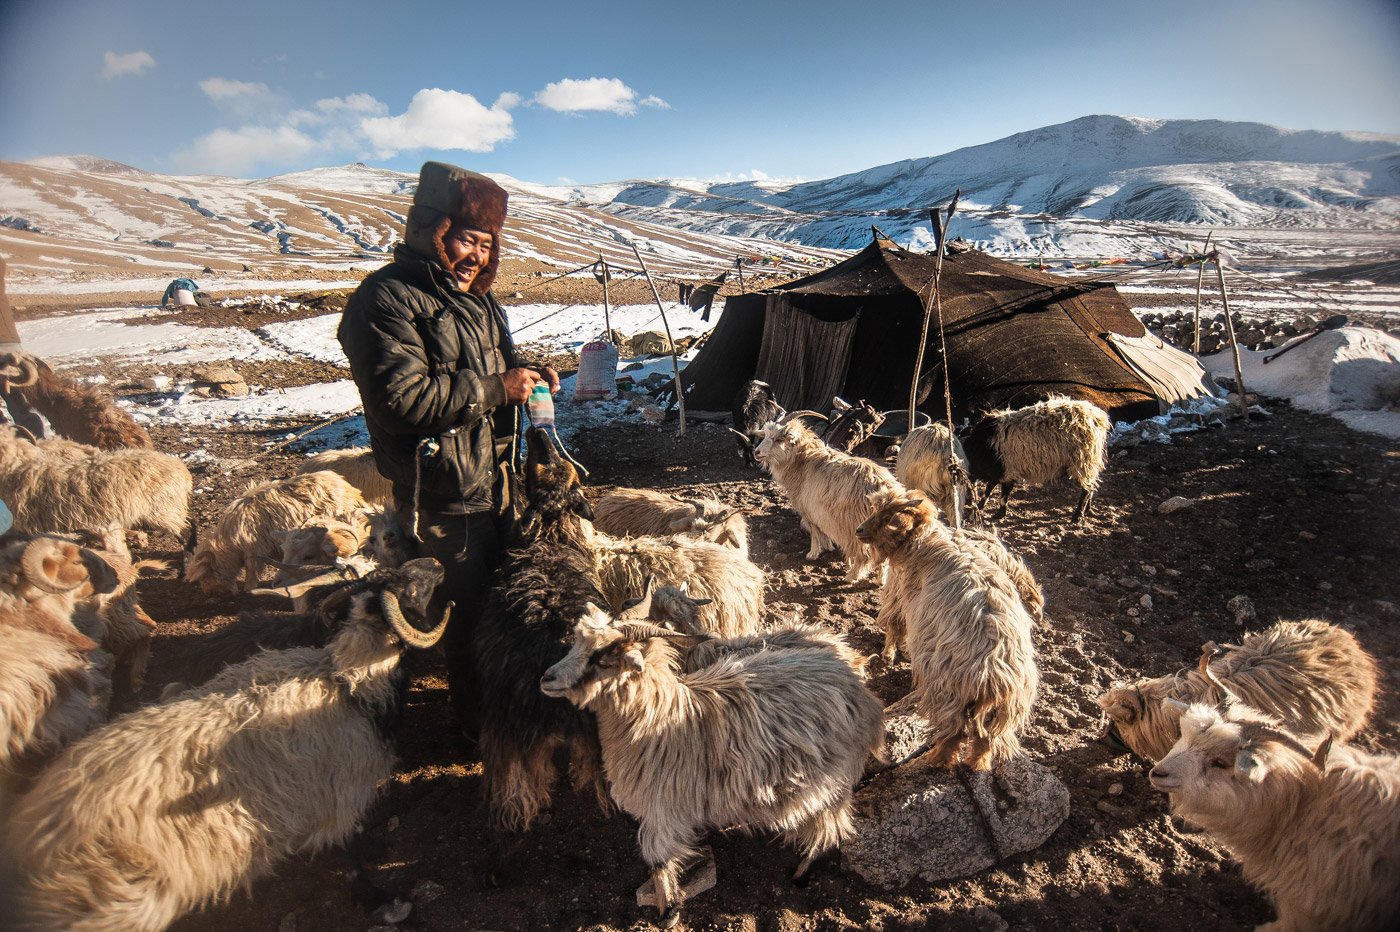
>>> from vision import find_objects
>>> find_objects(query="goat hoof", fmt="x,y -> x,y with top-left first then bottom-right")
658,904 -> 683,928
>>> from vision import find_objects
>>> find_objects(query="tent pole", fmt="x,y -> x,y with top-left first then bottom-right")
735,257 -> 745,291
910,192 -> 963,530
1214,255 -> 1248,421
1192,232 -> 1212,354
599,256 -> 613,342
630,241 -> 687,435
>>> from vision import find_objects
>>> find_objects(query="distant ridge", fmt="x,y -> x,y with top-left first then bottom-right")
27,155 -> 150,176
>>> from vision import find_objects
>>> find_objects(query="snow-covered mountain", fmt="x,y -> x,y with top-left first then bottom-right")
2,115 -> 1397,290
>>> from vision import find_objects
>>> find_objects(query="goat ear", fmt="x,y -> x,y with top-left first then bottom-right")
1098,690 -> 1140,725
1311,735 -> 1333,770
571,488 -> 595,521
79,548 -> 120,595
690,597 -> 713,606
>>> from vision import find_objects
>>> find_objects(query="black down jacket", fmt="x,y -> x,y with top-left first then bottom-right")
339,244 -> 521,515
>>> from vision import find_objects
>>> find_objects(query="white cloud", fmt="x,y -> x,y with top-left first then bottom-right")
172,124 -> 320,176
640,95 -> 671,110
315,93 -> 389,117
533,77 -> 647,116
199,77 -> 270,102
360,88 -> 515,156
102,50 -> 155,79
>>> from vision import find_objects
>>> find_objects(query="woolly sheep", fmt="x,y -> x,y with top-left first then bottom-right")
184,470 -> 369,593
591,487 -> 728,538
540,590 -> 885,927
755,418 -> 901,582
856,491 -> 1038,769
962,395 -> 1110,524
295,447 -> 392,504
1,559 -> 451,932
1099,619 -> 1379,761
1150,703 -> 1400,931
0,428 -> 191,538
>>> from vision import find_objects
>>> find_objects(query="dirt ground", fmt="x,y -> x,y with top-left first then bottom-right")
58,328 -> 1393,932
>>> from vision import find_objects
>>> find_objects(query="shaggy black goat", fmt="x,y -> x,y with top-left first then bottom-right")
471,427 -> 610,861
729,380 -> 784,467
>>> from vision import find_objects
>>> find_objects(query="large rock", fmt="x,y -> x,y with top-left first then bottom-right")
845,699 -> 1070,889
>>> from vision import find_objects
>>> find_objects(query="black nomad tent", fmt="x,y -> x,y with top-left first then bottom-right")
677,235 -> 1215,424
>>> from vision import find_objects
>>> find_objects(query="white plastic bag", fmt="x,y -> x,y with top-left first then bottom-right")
573,339 -> 619,401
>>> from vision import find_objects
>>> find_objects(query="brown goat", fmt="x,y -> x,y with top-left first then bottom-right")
1,352 -> 152,450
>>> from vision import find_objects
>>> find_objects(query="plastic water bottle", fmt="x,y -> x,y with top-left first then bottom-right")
527,381 -> 555,429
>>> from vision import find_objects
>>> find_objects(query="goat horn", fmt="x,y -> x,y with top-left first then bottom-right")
264,557 -> 336,573
615,576 -> 657,621
1311,734 -> 1333,770
250,567 -> 349,599
1197,642 -> 1239,708
8,355 -> 39,389
21,538 -> 77,594
618,621 -> 706,643
381,591 -> 451,648
726,427 -> 753,443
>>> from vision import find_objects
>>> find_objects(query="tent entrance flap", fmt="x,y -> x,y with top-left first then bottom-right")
1102,332 -> 1219,410
754,296 -> 860,411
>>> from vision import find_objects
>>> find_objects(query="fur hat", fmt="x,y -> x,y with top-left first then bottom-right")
403,161 -> 508,295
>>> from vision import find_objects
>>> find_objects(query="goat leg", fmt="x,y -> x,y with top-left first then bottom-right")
1072,489 -> 1092,524
995,482 -> 1015,520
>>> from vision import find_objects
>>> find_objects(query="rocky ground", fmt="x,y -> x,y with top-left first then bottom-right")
51,331 -> 1390,931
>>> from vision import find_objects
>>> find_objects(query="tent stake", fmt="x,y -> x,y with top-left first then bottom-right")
1192,232 -> 1212,354
1213,255 -> 1249,421
630,241 -> 687,435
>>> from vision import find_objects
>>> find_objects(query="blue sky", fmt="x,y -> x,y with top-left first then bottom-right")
1,0 -> 1397,184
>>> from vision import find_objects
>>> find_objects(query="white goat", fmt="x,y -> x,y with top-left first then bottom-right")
755,419 -> 900,582
856,492 -> 1038,769
2,560 -> 450,932
1150,702 -> 1400,931
295,447 -> 392,504
540,596 -> 885,927
896,422 -> 970,525
0,427 -> 191,537
184,470 -> 368,593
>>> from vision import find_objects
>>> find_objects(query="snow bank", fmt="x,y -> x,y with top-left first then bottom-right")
1203,326 -> 1400,439
19,308 -> 286,364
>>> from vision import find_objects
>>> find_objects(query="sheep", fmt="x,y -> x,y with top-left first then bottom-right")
581,521 -> 765,638
729,379 -> 784,467
856,491 -> 1038,769
296,446 -> 392,504
1098,618 -> 1380,762
754,418 -> 901,582
896,422 -> 970,525
471,427 -> 612,846
962,395 -> 1111,524
1149,702 -> 1400,931
0,536 -> 119,785
0,351 -> 153,450
0,558 -> 451,932
0,427 -> 191,538
591,487 -> 728,539
184,470 -> 369,593
540,588 -> 886,928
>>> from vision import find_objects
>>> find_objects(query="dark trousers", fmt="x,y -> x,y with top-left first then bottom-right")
408,505 -> 511,742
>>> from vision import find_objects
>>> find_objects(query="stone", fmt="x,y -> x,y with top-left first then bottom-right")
410,880 -> 445,905
972,906 -> 1009,932
845,752 -> 1069,889
1227,594 -> 1257,627
141,375 -> 173,391
372,899 -> 412,925
1139,594 -> 1153,611
1157,496 -> 1196,515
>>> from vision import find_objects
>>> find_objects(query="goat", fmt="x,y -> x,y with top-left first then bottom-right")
729,379 -> 784,467
366,504 -> 415,569
0,352 -> 152,450
296,447 -> 392,504
1098,619 -> 1380,761
471,427 -> 611,845
896,422 -> 970,525
591,487 -> 728,538
755,418 -> 900,582
266,521 -> 376,613
540,587 -> 885,928
0,427 -> 191,538
0,536 -> 119,786
1149,703 -> 1400,931
856,492 -> 1038,770
1,559 -> 451,932
184,470 -> 368,593
961,395 -> 1111,524
824,397 -> 885,455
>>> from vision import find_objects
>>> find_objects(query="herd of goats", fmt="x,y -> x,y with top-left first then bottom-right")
0,354 -> 1395,931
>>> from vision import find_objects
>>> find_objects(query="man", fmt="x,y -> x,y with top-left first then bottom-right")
338,161 -> 557,741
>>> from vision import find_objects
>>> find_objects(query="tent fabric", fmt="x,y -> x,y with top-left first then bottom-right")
678,239 -> 1185,423
1103,332 -> 1219,408
754,296 -> 860,411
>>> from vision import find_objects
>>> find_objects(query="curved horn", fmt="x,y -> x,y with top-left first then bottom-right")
250,567 -> 349,600
21,538 -> 77,593
618,621 -> 706,643
9,355 -> 39,389
616,576 -> 656,621
726,427 -> 753,443
1197,642 -> 1239,707
264,557 -> 336,573
381,590 -> 451,648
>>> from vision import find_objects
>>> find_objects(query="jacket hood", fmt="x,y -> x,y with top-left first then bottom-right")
403,161 -> 508,296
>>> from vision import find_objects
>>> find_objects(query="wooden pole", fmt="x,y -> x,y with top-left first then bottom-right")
599,256 -> 613,342
1214,256 -> 1249,420
735,257 -> 745,291
630,241 -> 687,435
1192,232 -> 1212,354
